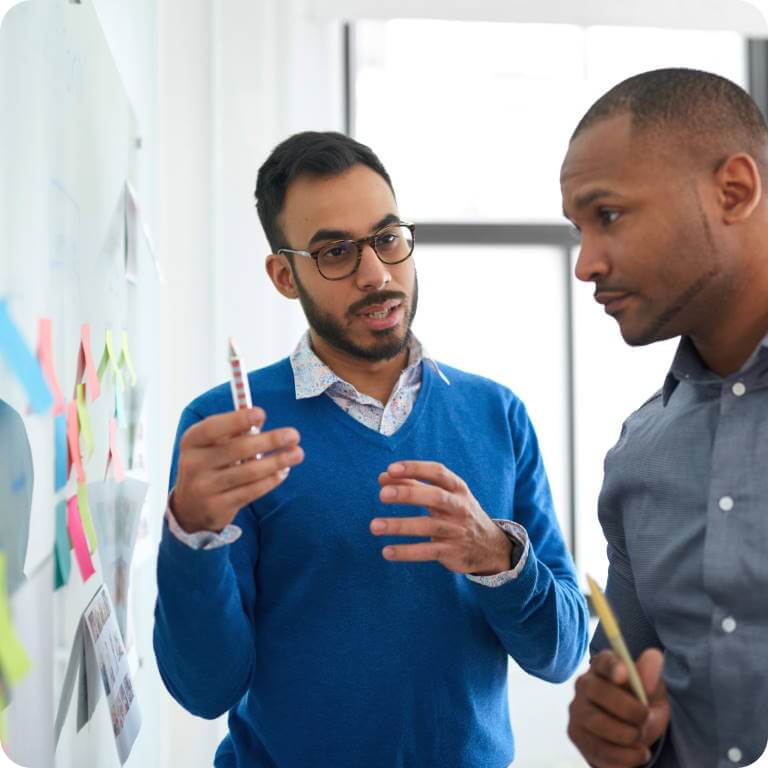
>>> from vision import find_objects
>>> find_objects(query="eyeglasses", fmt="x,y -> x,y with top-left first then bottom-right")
278,222 -> 415,281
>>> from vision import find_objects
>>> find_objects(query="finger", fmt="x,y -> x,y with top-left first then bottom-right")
217,467 -> 294,511
570,726 -> 651,768
636,648 -> 664,699
577,670 -> 647,725
381,541 -> 445,562
591,650 -> 630,686
204,427 -> 301,469
208,445 -> 304,493
369,515 -> 462,538
378,472 -> 423,487
386,461 -> 465,492
379,482 -> 460,515
580,706 -> 644,747
182,408 -> 265,448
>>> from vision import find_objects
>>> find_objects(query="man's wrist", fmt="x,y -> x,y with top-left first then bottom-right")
473,529 -> 514,576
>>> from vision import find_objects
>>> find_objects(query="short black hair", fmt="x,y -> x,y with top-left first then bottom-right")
255,131 -> 394,253
572,68 -> 768,173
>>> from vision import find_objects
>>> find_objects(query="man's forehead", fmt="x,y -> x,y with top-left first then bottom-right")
561,113 -> 635,184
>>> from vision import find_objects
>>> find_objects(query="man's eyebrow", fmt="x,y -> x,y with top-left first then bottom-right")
573,188 -> 617,211
307,213 -> 400,248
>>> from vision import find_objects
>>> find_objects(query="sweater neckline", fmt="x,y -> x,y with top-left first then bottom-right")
286,357 -> 436,451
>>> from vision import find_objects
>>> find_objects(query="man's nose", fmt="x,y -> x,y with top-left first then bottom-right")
354,243 -> 391,291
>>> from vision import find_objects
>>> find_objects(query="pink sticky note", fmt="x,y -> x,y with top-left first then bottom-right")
67,495 -> 95,582
66,400 -> 85,484
108,417 -> 126,482
76,324 -> 101,402
37,318 -> 65,415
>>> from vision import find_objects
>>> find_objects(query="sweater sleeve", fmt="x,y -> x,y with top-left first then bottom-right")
153,406 -> 259,719
467,398 -> 589,683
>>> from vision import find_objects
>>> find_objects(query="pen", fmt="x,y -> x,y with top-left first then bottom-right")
586,574 -> 648,705
228,337 -> 261,459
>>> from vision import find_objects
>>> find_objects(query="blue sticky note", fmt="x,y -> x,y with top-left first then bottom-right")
54,500 -> 71,589
0,301 -> 53,414
54,412 -> 67,491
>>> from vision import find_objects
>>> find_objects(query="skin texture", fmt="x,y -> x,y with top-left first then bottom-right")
561,112 -> 768,765
174,162 -> 511,574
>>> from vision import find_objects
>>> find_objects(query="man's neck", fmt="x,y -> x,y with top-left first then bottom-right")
690,276 -> 768,377
309,331 -> 410,405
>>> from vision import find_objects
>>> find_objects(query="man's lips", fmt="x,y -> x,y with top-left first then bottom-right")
595,291 -> 632,315
354,299 -> 402,316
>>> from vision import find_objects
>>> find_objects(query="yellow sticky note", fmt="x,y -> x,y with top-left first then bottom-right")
0,552 -> 32,689
97,330 -> 125,392
77,483 -> 98,554
76,383 -> 95,459
119,331 -> 137,386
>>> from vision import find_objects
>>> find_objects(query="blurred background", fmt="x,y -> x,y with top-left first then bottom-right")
2,1 -> 767,766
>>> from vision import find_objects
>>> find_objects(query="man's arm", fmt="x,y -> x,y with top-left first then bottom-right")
153,405 -> 303,718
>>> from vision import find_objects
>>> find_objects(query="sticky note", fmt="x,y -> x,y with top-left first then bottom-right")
0,552 -> 32,687
107,417 -> 126,483
119,331 -> 137,387
67,495 -> 95,582
76,383 -> 95,459
66,400 -> 85,484
55,412 -> 68,491
77,483 -> 98,554
54,500 -> 71,589
76,323 -> 101,402
0,300 -> 53,413
97,330 -> 125,392
37,317 -> 65,415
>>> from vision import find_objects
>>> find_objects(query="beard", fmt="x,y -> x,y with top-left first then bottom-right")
293,271 -> 419,363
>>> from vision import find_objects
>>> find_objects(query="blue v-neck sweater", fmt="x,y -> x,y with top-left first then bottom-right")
154,359 -> 588,767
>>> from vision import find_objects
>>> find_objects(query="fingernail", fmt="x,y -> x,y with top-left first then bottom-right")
249,409 -> 263,426
389,463 -> 405,474
371,519 -> 385,532
381,486 -> 397,500
382,546 -> 394,559
281,429 -> 298,446
279,468 -> 290,480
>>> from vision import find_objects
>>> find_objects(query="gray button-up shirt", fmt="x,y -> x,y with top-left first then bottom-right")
591,334 -> 768,768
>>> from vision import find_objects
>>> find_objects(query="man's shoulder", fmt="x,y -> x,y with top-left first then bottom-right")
432,361 -> 526,418
184,357 -> 293,419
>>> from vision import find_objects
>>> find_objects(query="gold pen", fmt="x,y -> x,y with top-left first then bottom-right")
586,574 -> 648,705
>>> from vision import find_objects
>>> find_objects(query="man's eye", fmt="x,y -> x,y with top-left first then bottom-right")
598,209 -> 620,226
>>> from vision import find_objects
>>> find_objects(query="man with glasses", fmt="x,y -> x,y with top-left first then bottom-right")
154,131 -> 587,767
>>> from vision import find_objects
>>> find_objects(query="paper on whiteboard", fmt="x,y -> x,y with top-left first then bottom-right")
83,586 -> 140,765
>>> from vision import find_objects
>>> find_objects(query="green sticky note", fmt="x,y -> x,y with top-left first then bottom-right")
54,501 -> 71,589
76,383 -> 95,459
76,483 -> 98,553
0,552 -> 32,688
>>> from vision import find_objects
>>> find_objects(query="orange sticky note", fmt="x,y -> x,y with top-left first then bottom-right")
107,417 -> 126,482
66,400 -> 85,484
67,495 -> 95,582
76,323 -> 101,402
37,318 -> 65,415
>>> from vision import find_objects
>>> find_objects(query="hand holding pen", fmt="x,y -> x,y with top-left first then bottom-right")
567,577 -> 671,768
170,339 -> 304,534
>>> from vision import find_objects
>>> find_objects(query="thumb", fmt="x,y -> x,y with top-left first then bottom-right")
636,647 -> 665,699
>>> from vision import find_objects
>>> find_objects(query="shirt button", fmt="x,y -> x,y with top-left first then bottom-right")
728,746 -> 742,763
719,496 -> 734,512
722,616 -> 737,633
732,381 -> 746,397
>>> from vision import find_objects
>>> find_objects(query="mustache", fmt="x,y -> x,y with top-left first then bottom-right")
347,291 -> 407,317
593,284 -> 632,297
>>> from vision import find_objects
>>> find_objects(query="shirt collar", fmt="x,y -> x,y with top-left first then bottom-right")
290,330 -> 450,401
662,332 -> 768,405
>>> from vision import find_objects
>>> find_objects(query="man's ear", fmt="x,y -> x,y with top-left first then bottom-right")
715,152 -> 763,225
266,253 -> 299,299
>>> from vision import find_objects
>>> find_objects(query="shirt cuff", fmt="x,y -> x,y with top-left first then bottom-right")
465,520 -> 530,588
165,494 -> 242,550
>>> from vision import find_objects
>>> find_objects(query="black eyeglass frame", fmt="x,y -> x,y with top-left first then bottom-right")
277,221 -> 416,281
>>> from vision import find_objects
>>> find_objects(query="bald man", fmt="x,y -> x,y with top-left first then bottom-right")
561,68 -> 768,768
